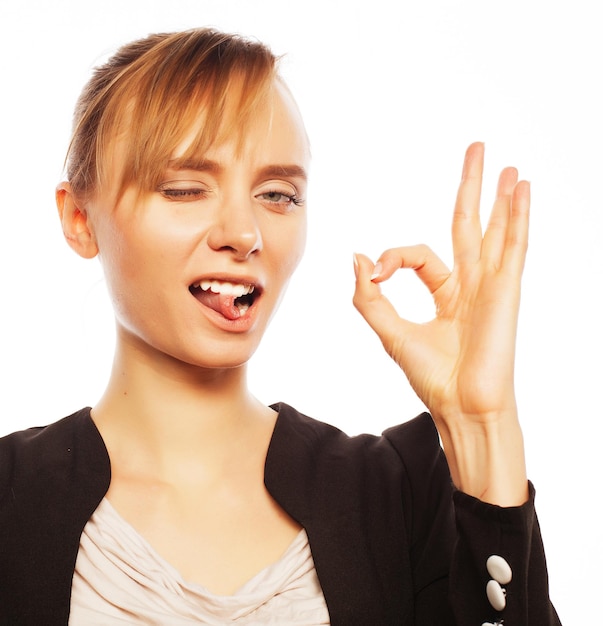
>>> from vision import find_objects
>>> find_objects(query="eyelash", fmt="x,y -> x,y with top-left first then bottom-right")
159,187 -> 209,200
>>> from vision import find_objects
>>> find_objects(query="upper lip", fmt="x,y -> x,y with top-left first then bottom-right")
188,273 -> 264,292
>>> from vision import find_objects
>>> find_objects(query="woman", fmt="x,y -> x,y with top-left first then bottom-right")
0,28 -> 560,625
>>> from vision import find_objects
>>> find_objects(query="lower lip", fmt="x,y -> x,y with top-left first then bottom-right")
192,295 -> 259,333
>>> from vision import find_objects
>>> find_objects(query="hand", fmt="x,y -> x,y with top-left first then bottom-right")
353,143 -> 530,503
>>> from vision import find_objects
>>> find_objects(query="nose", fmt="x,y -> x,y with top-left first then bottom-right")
207,198 -> 263,260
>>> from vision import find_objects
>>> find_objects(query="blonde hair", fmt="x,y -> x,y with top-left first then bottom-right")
66,28 -> 278,200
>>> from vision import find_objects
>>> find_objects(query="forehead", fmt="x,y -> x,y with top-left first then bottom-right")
171,80 -> 311,171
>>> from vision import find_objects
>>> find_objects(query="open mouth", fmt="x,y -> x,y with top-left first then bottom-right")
189,279 -> 261,320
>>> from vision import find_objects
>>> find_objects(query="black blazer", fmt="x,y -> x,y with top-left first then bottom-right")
0,403 -> 560,625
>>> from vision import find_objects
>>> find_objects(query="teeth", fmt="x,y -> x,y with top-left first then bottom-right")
193,280 -> 255,297
232,284 -> 246,298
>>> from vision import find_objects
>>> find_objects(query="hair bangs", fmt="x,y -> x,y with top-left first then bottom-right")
66,29 -> 278,201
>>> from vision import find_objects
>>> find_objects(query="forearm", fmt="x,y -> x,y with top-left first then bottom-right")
433,409 -> 529,506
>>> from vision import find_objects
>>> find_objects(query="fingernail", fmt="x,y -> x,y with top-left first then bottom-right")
370,262 -> 382,281
353,253 -> 359,279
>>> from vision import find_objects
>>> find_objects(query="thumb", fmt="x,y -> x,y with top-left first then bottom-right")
352,253 -> 414,351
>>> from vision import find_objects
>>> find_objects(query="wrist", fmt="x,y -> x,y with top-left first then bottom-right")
434,410 -> 529,506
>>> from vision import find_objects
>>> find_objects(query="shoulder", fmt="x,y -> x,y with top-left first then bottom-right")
1,408 -> 93,465
0,408 -> 109,507
266,402 -> 452,519
268,401 -> 444,470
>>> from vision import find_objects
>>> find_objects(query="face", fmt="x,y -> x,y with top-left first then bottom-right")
84,81 -> 310,370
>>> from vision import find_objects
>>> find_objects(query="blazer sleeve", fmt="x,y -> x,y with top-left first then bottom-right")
449,484 -> 561,624
384,413 -> 561,625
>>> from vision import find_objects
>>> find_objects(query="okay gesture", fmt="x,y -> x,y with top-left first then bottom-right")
353,142 -> 530,505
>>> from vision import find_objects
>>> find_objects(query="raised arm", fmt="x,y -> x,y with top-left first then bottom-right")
353,142 -> 529,507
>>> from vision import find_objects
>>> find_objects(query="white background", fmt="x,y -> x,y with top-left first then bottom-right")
1,0 -> 601,621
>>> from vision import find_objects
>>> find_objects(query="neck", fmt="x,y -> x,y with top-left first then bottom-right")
92,330 -> 273,474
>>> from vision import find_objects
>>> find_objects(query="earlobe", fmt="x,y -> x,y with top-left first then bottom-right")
56,182 -> 99,259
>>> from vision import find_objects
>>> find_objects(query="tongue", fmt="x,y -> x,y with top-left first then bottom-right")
196,291 -> 241,320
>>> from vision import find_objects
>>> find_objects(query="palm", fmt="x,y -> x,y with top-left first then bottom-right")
354,143 -> 529,424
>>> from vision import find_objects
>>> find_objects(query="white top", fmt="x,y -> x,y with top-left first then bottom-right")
69,498 -> 330,625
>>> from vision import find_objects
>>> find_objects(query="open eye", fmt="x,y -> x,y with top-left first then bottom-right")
256,189 -> 304,212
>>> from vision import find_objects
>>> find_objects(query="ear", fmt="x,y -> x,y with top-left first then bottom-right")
56,182 -> 99,259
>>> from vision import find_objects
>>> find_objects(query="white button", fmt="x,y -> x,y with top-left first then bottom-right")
486,579 -> 506,611
487,554 -> 512,584
481,622 -> 504,626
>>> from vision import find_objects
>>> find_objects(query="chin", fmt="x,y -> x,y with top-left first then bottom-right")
168,336 -> 263,372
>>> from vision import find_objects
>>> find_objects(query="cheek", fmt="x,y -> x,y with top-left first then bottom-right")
95,217 -> 169,315
289,228 -> 307,274
271,216 -> 307,280
97,235 -> 146,322
99,212 -> 197,280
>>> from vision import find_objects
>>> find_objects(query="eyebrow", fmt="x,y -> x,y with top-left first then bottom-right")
168,157 -> 220,173
168,158 -> 308,181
